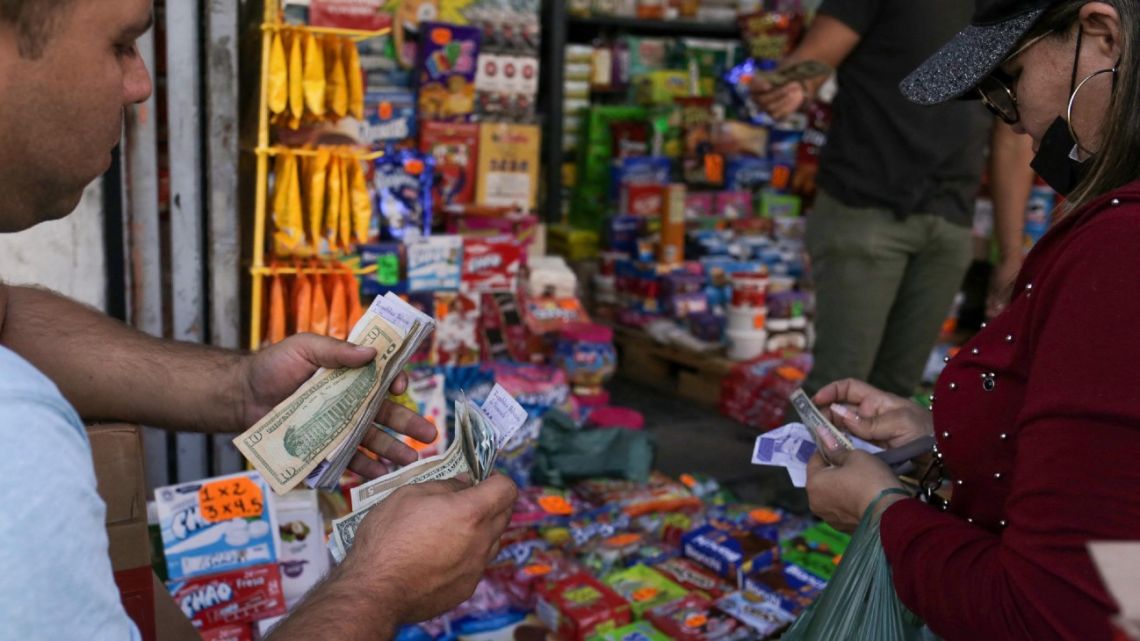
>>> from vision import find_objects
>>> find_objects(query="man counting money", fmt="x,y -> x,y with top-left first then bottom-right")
0,1 -> 517,639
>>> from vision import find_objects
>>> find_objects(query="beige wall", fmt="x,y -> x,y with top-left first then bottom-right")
0,180 -> 106,311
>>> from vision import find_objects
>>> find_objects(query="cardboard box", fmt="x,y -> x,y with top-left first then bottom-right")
89,423 -> 201,641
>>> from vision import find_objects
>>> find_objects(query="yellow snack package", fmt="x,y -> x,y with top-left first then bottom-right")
348,156 -> 371,244
303,33 -> 326,117
272,152 -> 304,256
324,154 -> 343,252
268,32 -> 288,114
325,36 -> 349,119
307,148 -> 331,253
343,38 -> 365,120
287,31 -> 305,123
339,152 -> 353,249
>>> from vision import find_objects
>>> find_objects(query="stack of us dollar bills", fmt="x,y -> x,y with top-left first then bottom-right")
329,382 -> 528,562
234,292 -> 436,495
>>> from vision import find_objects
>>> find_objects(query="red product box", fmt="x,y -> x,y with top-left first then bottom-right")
654,558 -> 734,601
309,0 -> 392,30
645,594 -> 752,641
167,564 -> 286,630
200,623 -> 254,641
462,237 -> 522,292
536,573 -> 633,641
623,184 -> 665,217
421,121 -> 480,208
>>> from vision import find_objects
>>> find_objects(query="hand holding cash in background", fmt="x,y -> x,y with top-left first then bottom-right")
811,379 -> 933,449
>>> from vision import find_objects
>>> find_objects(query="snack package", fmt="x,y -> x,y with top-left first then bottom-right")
603,564 -> 689,617
309,0 -> 392,30
155,471 -> 280,581
653,558 -> 734,601
343,39 -> 365,119
779,523 -> 850,582
407,235 -> 462,291
348,157 -> 372,245
324,35 -> 349,118
621,184 -> 664,218
274,490 -> 330,609
610,156 -> 671,202
309,270 -> 329,336
677,97 -> 720,187
706,505 -> 787,543
715,192 -> 753,220
738,10 -> 804,63
327,273 -> 348,340
289,269 -> 312,335
681,525 -> 778,586
167,564 -> 286,630
715,121 -> 769,157
714,591 -> 796,639
476,123 -> 541,210
523,296 -> 590,336
404,370 -> 449,458
462,237 -> 522,293
359,243 -> 405,296
432,290 -> 482,366
287,32 -> 304,123
420,121 -> 480,208
302,33 -> 327,117
265,271 -> 286,346
684,193 -> 715,221
587,621 -> 672,641
338,155 -> 352,249
200,624 -> 253,641
579,532 -> 647,578
610,121 -> 650,159
272,152 -> 304,257
373,151 -> 434,242
645,594 -> 753,641
324,153 -> 343,252
740,562 -> 826,618
360,89 -> 417,145
725,156 -> 772,192
417,22 -> 481,121
305,148 -> 331,253
267,32 -> 287,114
536,573 -> 632,641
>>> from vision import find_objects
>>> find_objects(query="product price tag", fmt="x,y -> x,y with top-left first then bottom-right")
199,476 -> 265,523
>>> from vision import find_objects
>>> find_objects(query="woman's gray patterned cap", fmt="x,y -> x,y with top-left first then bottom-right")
901,0 -> 1055,105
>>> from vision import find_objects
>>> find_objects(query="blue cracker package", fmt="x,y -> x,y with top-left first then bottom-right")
724,58 -> 778,126
358,243 -> 405,296
681,524 -> 778,586
707,505 -> 788,543
360,89 -> 417,145
726,156 -> 773,192
610,156 -> 672,202
741,562 -> 827,618
608,216 -> 647,256
407,235 -> 462,291
373,151 -> 434,243
768,125 -> 804,166
154,471 -> 279,581
715,591 -> 796,638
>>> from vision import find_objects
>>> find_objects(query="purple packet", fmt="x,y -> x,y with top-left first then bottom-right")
373,150 -> 434,243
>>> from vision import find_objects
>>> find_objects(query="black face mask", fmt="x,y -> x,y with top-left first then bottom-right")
1030,116 -> 1087,196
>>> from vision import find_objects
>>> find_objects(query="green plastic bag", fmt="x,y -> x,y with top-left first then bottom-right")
533,410 -> 655,487
781,489 -> 941,641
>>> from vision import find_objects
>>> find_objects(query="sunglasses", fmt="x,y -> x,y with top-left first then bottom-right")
976,32 -> 1052,125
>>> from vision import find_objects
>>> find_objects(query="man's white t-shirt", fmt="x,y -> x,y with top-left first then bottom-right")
0,345 -> 140,640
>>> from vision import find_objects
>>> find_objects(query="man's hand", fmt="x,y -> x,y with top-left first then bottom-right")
806,450 -> 906,533
750,78 -> 808,121
343,475 -> 518,624
986,256 -> 1022,319
237,333 -> 437,478
813,379 -> 932,449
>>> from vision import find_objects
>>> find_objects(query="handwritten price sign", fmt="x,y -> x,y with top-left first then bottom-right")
198,476 -> 265,523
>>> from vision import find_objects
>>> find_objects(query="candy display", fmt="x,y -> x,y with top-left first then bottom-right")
374,151 -> 434,243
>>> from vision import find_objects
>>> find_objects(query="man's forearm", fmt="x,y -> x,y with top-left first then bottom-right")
0,284 -> 245,432
783,15 -> 861,96
267,568 -> 397,641
990,121 -> 1036,262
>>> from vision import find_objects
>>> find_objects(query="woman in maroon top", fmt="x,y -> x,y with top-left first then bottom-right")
802,1 -> 1140,640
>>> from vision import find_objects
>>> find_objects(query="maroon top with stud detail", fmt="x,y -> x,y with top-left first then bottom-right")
878,181 -> 1140,641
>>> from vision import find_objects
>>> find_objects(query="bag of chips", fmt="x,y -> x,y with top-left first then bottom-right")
325,36 -> 348,118
287,31 -> 305,125
303,33 -> 326,117
268,32 -> 288,114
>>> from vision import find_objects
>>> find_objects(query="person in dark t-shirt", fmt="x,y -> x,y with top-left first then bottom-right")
754,0 -> 1032,397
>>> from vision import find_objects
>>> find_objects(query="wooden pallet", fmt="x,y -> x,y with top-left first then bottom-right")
611,325 -> 735,408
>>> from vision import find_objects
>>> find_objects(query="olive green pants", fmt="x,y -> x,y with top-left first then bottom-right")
804,189 -> 974,397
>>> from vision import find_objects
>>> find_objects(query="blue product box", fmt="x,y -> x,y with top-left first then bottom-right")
407,235 -> 462,291
155,471 -> 279,581
741,562 -> 827,618
359,243 -> 406,296
681,525 -> 778,587
360,89 -> 417,145
725,156 -> 773,192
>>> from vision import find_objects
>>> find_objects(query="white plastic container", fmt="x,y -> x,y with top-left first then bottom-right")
727,305 -> 767,333
726,328 -> 768,361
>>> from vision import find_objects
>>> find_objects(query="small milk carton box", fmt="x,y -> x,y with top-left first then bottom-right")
155,471 -> 280,581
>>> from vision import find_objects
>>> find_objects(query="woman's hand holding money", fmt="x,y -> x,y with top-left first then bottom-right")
805,450 -> 907,533
813,379 -> 933,449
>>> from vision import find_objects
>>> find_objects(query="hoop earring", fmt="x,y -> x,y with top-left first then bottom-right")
1067,66 -> 1117,156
